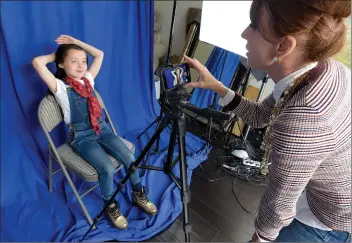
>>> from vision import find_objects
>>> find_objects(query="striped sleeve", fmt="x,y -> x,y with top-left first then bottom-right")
254,105 -> 333,240
228,93 -> 276,128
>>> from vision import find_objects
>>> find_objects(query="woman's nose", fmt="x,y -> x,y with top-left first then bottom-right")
241,26 -> 250,39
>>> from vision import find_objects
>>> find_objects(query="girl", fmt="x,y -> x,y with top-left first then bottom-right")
184,0 -> 351,242
32,35 -> 158,230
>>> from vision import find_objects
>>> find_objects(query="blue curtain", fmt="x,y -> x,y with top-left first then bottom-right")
189,47 -> 240,110
1,1 -> 208,241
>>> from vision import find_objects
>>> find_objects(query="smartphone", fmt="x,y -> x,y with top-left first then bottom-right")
161,63 -> 191,90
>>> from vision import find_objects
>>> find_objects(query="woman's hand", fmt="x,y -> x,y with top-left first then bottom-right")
250,232 -> 260,242
183,55 -> 229,97
55,35 -> 76,45
183,55 -> 219,90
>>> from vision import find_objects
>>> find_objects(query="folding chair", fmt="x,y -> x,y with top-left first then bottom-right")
38,90 -> 135,228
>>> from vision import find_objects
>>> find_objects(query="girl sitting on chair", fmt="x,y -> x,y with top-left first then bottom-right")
32,34 -> 158,230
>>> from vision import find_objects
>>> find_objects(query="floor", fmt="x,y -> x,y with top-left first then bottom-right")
146,145 -> 267,242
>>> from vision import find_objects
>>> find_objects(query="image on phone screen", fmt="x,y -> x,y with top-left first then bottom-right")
163,64 -> 190,90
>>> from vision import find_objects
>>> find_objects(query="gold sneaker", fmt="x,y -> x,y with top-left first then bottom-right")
106,201 -> 128,230
132,187 -> 158,215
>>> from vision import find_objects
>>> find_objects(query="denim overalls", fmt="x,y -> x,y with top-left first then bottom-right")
66,86 -> 141,201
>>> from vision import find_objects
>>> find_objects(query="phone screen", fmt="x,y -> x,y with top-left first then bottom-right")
162,63 -> 191,90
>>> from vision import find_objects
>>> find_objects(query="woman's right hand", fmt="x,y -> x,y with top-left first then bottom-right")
183,55 -> 221,90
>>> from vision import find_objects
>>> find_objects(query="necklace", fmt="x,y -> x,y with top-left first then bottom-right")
260,71 -> 311,175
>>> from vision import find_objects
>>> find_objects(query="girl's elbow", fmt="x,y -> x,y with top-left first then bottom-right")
32,57 -> 41,67
98,50 -> 104,58
32,57 -> 38,65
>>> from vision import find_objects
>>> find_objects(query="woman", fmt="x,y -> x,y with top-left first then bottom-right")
184,0 -> 351,242
32,35 -> 158,230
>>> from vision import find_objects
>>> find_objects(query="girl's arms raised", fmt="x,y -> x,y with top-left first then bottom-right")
55,35 -> 104,79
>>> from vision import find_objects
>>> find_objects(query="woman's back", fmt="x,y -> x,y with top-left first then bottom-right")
270,58 -> 352,231
303,59 -> 351,231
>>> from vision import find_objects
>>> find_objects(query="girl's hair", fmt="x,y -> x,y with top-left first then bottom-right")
54,44 -> 88,80
250,0 -> 351,63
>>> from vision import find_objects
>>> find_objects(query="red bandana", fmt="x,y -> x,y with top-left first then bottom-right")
64,76 -> 102,135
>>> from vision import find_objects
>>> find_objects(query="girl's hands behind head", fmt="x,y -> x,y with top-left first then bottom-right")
55,35 -> 76,45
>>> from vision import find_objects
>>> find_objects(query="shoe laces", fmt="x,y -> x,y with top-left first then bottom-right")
137,187 -> 148,204
108,204 -> 121,219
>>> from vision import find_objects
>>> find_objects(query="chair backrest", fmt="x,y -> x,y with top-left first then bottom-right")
93,90 -> 105,109
38,90 -> 109,133
38,94 -> 64,133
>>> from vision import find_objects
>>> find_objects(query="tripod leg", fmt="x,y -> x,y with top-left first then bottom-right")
176,114 -> 192,242
207,117 -> 213,143
164,121 -> 177,173
154,103 -> 165,152
139,150 -> 151,177
137,117 -> 159,139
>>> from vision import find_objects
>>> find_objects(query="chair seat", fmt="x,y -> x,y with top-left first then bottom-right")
53,138 -> 135,182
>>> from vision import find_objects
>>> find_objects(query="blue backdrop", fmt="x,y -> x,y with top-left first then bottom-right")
1,1 -> 209,241
189,47 -> 240,110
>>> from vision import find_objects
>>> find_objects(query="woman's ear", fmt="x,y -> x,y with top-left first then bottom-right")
276,35 -> 297,59
58,63 -> 64,68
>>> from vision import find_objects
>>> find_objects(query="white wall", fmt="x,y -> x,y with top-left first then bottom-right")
155,0 -> 203,57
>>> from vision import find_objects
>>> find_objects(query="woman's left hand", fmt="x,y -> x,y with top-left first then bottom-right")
251,232 -> 259,242
55,35 -> 76,45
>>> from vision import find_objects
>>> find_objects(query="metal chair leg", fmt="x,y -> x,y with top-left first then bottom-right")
60,166 -> 96,229
48,153 -> 53,192
80,183 -> 99,199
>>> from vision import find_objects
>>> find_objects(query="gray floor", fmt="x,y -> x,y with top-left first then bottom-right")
147,146 -> 267,242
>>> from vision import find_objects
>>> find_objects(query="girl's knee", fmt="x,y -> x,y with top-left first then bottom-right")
125,153 -> 136,166
100,162 -> 115,177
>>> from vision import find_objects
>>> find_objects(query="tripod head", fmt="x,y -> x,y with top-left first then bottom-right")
160,83 -> 230,123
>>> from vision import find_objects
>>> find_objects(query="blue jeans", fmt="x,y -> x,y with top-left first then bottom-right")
276,219 -> 351,242
70,121 -> 140,201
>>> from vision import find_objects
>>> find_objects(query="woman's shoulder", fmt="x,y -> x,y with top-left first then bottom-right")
302,58 -> 350,112
320,58 -> 350,79
329,57 -> 349,69
303,58 -> 349,91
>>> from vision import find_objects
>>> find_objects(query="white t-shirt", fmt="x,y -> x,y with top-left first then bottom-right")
52,71 -> 95,124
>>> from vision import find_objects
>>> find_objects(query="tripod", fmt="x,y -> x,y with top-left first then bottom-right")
81,99 -> 192,242
136,0 -> 178,156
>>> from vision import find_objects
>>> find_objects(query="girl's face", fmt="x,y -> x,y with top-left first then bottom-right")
175,68 -> 182,75
59,49 -> 88,80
